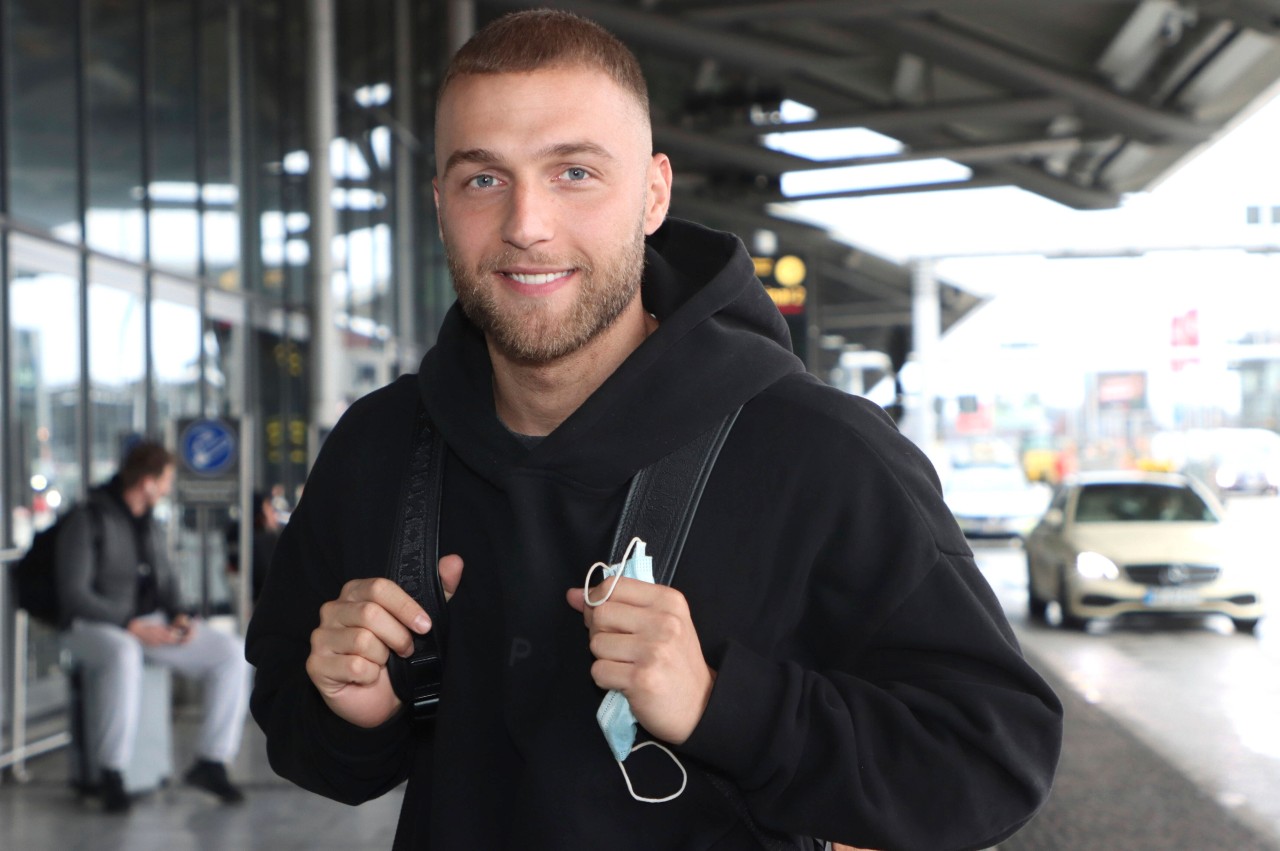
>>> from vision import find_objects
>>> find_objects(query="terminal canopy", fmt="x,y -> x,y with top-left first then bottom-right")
485,0 -> 1280,362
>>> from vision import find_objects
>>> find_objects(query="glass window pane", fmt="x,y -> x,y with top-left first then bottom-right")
152,275 -> 201,424
87,257 -> 146,482
250,4 -> 307,302
201,4 -> 240,287
206,289 -> 246,419
7,233 -> 83,546
152,278 -> 227,615
5,0 -> 82,239
6,236 -> 81,714
86,0 -> 145,261
149,0 -> 199,276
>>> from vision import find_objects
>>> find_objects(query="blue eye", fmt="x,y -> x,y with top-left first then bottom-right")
563,167 -> 589,181
469,174 -> 498,189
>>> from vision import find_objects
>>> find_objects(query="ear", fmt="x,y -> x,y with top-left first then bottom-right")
432,176 -> 444,240
643,153 -> 673,236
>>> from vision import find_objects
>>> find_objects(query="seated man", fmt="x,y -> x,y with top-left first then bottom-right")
55,440 -> 250,813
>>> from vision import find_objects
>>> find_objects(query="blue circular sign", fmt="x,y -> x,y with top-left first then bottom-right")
180,419 -> 237,477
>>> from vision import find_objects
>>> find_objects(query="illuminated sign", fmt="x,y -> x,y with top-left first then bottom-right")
754,254 -> 808,315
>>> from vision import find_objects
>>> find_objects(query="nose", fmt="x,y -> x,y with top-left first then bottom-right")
501,182 -> 554,250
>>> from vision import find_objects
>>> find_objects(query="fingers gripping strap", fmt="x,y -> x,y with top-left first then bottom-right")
386,404 -> 448,720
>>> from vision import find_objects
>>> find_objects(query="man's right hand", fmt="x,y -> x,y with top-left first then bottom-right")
127,618 -> 184,646
306,555 -> 464,729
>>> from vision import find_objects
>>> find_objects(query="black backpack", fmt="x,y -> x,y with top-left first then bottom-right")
12,503 -> 101,627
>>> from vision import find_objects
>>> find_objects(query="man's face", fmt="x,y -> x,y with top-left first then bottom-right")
145,464 -> 175,510
433,65 -> 672,364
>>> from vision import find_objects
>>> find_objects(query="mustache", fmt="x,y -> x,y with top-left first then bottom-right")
478,249 -> 594,275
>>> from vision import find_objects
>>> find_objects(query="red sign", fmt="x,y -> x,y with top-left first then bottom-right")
1097,372 -> 1147,410
1171,309 -> 1199,371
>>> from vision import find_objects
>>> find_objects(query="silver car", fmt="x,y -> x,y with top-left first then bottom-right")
1024,471 -> 1265,633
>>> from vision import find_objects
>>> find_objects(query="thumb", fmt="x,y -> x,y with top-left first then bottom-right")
438,554 -> 465,602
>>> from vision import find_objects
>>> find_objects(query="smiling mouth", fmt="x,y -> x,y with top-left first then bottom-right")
505,270 -> 573,285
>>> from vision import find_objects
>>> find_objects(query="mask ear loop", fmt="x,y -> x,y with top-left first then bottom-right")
584,537 -> 683,802
616,740 -> 687,804
584,536 -> 642,607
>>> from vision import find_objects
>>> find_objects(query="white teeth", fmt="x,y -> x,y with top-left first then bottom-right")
508,271 -> 570,285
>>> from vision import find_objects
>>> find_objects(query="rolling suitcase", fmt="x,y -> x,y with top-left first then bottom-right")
68,662 -> 174,794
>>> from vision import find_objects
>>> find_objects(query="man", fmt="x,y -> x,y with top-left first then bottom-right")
247,10 -> 1062,849
57,440 -> 249,813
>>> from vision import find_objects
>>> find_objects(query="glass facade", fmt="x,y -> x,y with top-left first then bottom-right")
2,0 -> 453,739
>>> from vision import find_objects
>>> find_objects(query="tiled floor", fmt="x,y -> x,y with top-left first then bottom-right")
0,707 -> 405,851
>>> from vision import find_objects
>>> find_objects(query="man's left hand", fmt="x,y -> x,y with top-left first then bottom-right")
171,613 -> 196,644
566,579 -> 715,746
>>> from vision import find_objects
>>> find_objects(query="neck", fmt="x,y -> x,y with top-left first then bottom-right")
491,302 -> 657,436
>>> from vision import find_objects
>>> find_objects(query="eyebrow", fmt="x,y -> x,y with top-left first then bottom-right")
442,141 -> 617,176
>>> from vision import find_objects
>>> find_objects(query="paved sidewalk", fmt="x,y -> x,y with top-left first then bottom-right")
1004,658 -> 1279,851
5,658 -> 1278,850
0,707 -> 404,851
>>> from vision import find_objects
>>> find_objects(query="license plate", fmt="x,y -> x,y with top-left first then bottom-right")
1143,588 -> 1202,607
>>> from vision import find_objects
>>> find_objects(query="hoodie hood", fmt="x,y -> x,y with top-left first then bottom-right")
418,218 -> 805,491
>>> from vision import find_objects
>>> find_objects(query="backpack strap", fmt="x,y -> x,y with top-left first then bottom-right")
385,403 -> 448,720
609,408 -> 809,850
608,407 -> 741,584
387,402 -> 742,722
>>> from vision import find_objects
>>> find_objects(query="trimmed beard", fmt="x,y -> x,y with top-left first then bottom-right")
445,219 -> 647,364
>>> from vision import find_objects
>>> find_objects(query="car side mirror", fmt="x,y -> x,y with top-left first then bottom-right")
1043,508 -> 1065,527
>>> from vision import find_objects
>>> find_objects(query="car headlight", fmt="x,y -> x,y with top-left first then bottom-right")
1076,551 -> 1120,580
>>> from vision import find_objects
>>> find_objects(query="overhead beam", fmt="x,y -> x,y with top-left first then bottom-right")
722,0 -> 1261,33
658,124 -> 1087,174
860,114 -> 1128,210
981,160 -> 1122,209
686,0 -> 942,24
792,135 -> 1086,170
481,0 -> 847,76
669,192 -> 840,254
863,16 -> 1214,143
822,307 -> 915,330
817,261 -> 912,304
723,96 -> 1075,139
686,0 -> 1280,31
1213,0 -> 1280,33
482,0 -> 1210,146
767,174 -> 1007,202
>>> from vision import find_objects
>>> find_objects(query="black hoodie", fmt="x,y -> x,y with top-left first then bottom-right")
247,219 -> 1062,851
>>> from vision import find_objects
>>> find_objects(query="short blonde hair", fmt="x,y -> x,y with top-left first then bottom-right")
439,9 -> 650,120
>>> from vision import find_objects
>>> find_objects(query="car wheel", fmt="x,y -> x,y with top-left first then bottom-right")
1058,573 -> 1088,631
1027,589 -> 1049,622
1232,618 -> 1260,635
1026,554 -> 1049,622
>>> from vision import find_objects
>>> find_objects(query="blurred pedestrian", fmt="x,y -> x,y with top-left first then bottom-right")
57,440 -> 250,813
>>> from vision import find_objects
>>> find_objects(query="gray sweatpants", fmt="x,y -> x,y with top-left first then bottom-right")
62,614 -> 249,772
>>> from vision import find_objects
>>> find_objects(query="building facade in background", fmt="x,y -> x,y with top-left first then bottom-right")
2,0 -> 453,731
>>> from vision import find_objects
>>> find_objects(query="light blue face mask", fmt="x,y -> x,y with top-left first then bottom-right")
584,537 -> 688,803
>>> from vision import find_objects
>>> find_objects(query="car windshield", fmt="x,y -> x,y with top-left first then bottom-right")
1073,483 -> 1217,523
947,465 -> 1028,492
